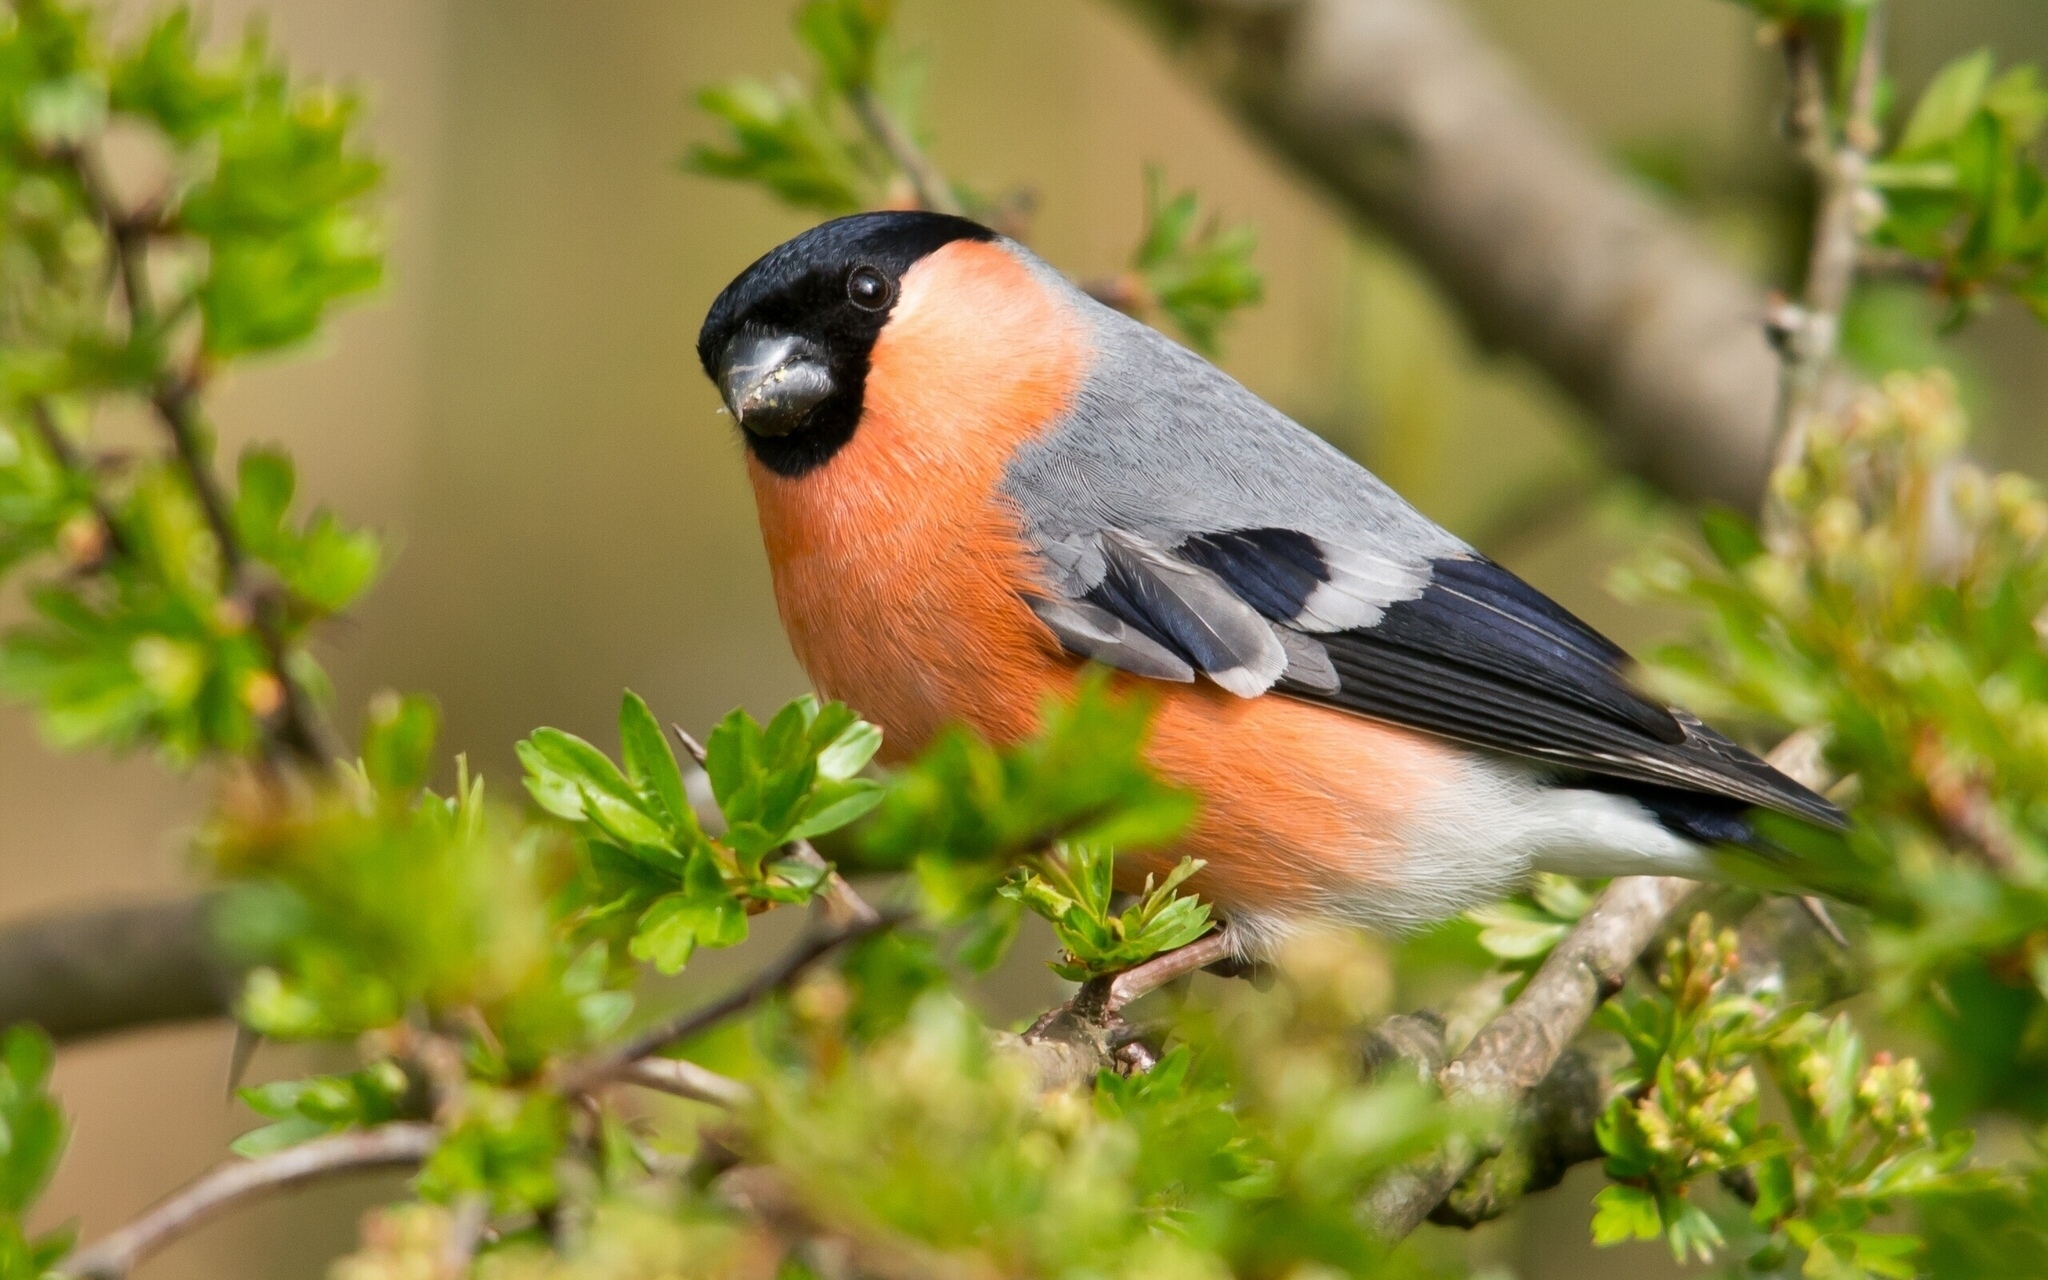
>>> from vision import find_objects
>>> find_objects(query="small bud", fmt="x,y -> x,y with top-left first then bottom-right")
56,511 -> 106,568
790,970 -> 850,1027
243,670 -> 285,719
214,596 -> 254,634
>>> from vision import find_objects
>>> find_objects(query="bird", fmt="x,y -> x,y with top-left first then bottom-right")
695,210 -> 1843,959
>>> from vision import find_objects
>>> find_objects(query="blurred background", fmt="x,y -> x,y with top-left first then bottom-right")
4,1 -> 2045,1275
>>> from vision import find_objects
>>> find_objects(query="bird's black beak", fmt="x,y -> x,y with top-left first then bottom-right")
716,332 -> 835,438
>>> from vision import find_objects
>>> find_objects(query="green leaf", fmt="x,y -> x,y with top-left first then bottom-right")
233,448 -> 295,542
520,726 -> 652,834
1130,168 -> 1263,354
618,691 -> 689,831
815,716 -> 882,781
1900,50 -> 1994,153
687,78 -> 872,215
417,1088 -> 566,1216
1466,903 -> 1571,960
229,1115 -> 327,1158
2,1026 -> 53,1095
795,0 -> 893,95
1591,1183 -> 1664,1246
789,777 -> 885,840
628,850 -> 748,974
1698,505 -> 1763,570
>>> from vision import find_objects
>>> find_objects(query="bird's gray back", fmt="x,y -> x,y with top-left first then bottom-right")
996,250 -> 1465,592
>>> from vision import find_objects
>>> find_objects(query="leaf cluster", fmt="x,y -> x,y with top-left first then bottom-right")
521,692 -> 880,974
686,0 -> 933,215
1593,914 -> 1988,1276
857,671 -> 1194,965
1127,168 -> 1264,356
0,0 -> 384,763
1869,49 -> 2048,325
1003,845 -> 1212,980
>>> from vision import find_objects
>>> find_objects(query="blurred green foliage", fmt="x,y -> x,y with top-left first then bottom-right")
1593,915 -> 1990,1273
0,1028 -> 67,1280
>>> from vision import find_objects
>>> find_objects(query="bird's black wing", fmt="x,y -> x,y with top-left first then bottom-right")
1031,528 -> 1844,830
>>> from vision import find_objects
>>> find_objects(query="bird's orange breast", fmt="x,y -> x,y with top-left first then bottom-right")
746,239 -> 1462,916
747,238 -> 1079,754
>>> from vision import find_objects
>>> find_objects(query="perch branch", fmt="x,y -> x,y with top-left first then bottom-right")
1366,733 -> 1842,1232
63,1123 -> 439,1280
1365,874 -> 1700,1237
1120,0 -> 1785,506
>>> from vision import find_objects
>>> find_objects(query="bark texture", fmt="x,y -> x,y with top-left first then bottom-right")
1125,0 -> 1782,505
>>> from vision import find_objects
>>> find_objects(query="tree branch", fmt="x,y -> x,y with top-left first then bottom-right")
1119,0 -> 1784,507
62,1123 -> 439,1280
1365,874 -> 1699,1238
1367,735 -> 1845,1231
0,896 -> 234,1043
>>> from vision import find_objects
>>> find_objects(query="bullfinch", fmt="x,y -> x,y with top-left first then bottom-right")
696,211 -> 1842,957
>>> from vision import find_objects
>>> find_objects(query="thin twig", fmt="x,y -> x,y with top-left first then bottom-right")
560,911 -> 903,1094
846,85 -> 961,216
26,398 -> 127,561
622,1056 -> 758,1109
1768,7 -> 1886,489
1078,273 -> 1149,317
1106,928 -> 1236,1010
440,1194 -> 489,1277
154,383 -> 335,763
63,1124 -> 439,1280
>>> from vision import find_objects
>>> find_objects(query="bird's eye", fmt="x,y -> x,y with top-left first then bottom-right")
847,265 -> 893,311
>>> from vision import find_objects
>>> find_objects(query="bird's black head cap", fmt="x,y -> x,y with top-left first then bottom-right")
697,211 -> 996,477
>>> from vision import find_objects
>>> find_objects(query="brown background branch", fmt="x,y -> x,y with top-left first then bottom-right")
0,896 -> 234,1043
1121,0 -> 1784,507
